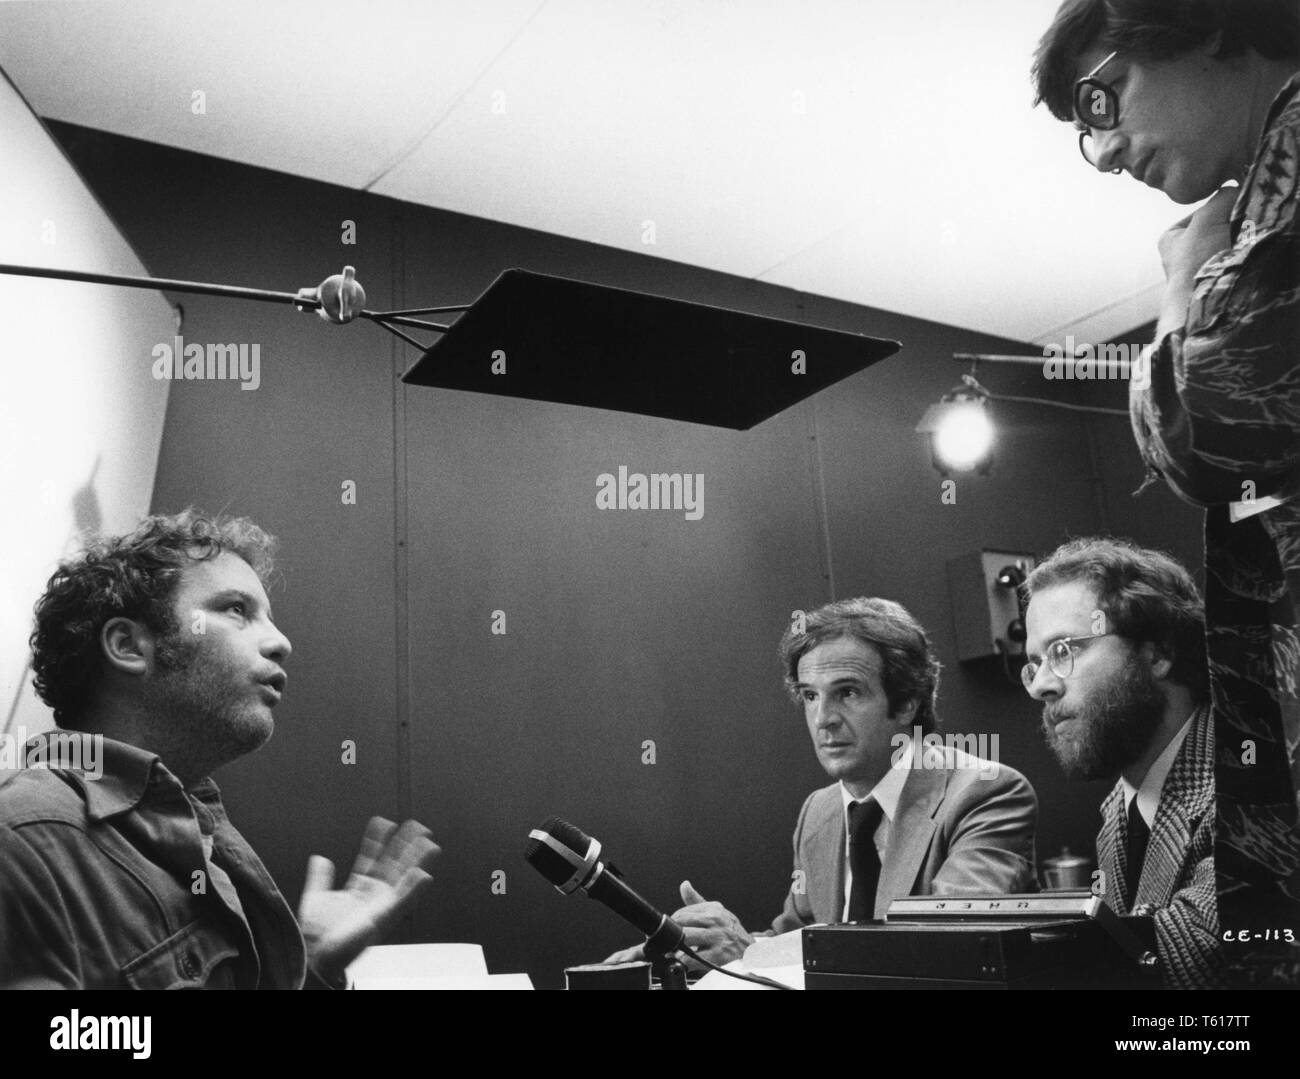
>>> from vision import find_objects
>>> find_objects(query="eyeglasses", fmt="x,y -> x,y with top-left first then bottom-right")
1073,50 -> 1123,173
1020,632 -> 1116,690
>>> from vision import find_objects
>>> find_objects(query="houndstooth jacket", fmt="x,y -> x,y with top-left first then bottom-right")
1097,704 -> 1223,988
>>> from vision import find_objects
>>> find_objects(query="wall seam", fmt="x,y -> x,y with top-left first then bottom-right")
807,396 -> 836,601
391,213 -> 413,827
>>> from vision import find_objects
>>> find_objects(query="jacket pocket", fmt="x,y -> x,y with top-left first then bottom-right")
121,919 -> 240,989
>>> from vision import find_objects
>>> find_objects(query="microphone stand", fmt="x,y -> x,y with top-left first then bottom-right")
0,263 -> 465,350
643,937 -> 689,991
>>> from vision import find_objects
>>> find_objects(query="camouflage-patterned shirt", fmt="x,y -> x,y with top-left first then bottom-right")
1129,71 -> 1300,978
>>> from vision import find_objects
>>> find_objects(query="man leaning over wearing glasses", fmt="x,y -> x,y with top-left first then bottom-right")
1021,537 -> 1221,988
1032,1 -> 1300,971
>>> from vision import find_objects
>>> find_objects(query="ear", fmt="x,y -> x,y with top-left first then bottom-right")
1199,29 -> 1224,59
893,697 -> 919,728
1140,640 -> 1174,681
100,617 -> 154,677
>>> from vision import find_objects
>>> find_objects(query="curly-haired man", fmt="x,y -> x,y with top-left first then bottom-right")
0,508 -> 439,988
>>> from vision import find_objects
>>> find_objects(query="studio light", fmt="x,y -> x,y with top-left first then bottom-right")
915,378 -> 994,475
915,351 -> 1131,479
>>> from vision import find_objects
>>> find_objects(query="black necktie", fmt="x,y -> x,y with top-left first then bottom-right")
1125,798 -> 1150,907
847,798 -> 883,922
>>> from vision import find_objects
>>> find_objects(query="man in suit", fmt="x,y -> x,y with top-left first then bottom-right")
606,597 -> 1038,967
1022,536 -> 1221,988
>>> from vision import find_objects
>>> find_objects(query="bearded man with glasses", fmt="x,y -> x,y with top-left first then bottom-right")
1022,537 -> 1220,988
1033,0 -> 1300,984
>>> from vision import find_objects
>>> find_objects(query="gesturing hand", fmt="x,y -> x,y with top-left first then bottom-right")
298,816 -> 441,984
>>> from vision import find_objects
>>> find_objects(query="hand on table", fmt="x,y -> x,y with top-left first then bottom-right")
602,880 -> 755,969
298,816 -> 441,984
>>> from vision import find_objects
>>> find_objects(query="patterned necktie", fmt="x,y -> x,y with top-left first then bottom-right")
847,797 -> 883,922
1125,797 -> 1150,908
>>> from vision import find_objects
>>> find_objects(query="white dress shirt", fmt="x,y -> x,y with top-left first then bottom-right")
838,737 -> 914,921
1120,711 -> 1195,828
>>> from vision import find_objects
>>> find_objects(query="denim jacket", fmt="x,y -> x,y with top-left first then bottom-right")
0,732 -> 308,988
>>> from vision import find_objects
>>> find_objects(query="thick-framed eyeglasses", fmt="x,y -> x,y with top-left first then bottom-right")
1073,50 -> 1123,173
1020,632 -> 1116,690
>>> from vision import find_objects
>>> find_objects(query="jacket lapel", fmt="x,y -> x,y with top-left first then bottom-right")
875,765 -> 942,918
1136,707 -> 1214,908
802,789 -> 847,924
1098,785 -> 1128,911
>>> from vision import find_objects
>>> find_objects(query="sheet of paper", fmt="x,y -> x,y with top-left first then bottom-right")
741,928 -> 803,969
353,973 -> 534,990
348,942 -> 495,988
689,930 -> 806,989
691,961 -> 803,990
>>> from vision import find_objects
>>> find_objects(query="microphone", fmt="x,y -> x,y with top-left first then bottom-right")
525,817 -> 684,954
295,265 -> 366,323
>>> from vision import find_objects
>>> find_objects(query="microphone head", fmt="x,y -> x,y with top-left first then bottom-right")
296,265 -> 366,324
525,816 -> 601,893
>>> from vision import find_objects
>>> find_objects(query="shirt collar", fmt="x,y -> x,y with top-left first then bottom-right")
1120,708 -> 1197,827
1262,71 -> 1300,135
23,730 -> 194,821
839,735 -> 914,823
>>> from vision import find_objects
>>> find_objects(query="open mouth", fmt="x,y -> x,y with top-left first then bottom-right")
258,671 -> 287,702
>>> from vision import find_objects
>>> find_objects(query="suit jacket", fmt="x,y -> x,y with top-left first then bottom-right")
1096,705 -> 1223,988
768,745 -> 1037,932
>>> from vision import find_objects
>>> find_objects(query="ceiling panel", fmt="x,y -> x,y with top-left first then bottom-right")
0,0 -> 543,189
0,0 -> 1190,345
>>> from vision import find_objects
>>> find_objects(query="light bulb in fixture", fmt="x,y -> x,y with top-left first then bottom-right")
915,386 -> 995,475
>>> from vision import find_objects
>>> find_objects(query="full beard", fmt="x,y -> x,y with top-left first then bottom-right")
147,632 -> 274,770
1041,660 -> 1165,781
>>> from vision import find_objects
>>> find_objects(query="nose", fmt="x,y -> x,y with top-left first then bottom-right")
1090,127 -> 1127,174
261,620 -> 292,664
812,697 -> 843,730
1024,661 -> 1062,702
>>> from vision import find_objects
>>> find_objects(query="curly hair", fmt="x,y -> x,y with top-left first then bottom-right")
30,508 -> 278,729
779,597 -> 942,733
1023,536 -> 1208,698
1032,0 -> 1300,122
